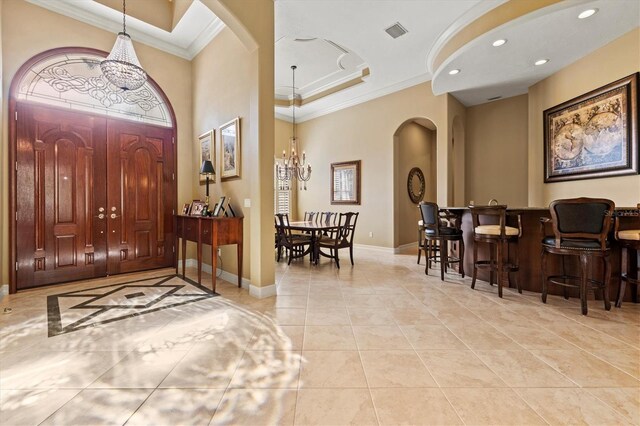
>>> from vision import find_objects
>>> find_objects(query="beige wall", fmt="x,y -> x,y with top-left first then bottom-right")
466,94 -> 529,206
394,122 -> 437,246
528,28 -> 640,207
297,82 -> 450,248
0,0 -> 4,287
0,0 -> 193,285
448,94 -> 467,206
201,0 -> 275,289
192,27 -> 252,279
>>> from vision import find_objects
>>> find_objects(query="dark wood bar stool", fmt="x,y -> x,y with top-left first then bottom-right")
470,205 -> 522,297
614,203 -> 640,308
540,198 -> 614,315
419,202 -> 464,281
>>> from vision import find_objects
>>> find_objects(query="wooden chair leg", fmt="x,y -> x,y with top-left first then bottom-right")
424,244 -> 429,275
440,239 -> 448,281
513,240 -> 521,294
350,245 -> 354,266
489,243 -> 495,286
459,238 -> 465,278
471,240 -> 478,289
616,246 -> 628,308
541,249 -> 548,304
579,253 -> 589,315
603,254 -> 611,311
497,240 -> 503,298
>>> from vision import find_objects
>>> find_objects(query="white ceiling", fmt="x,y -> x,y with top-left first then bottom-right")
26,0 -> 225,59
275,0 -> 498,121
27,0 -> 640,119
431,0 -> 640,106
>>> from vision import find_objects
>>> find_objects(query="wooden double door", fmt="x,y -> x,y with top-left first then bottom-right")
15,103 -> 176,290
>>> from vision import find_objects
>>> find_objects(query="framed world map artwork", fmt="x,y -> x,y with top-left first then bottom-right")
544,73 -> 638,183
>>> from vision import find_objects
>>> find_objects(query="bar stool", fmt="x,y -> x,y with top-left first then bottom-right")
417,219 -> 440,265
419,202 -> 464,281
540,198 -> 614,315
470,205 -> 522,298
614,203 -> 640,307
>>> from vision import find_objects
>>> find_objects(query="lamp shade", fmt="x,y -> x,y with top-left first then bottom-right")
200,160 -> 215,175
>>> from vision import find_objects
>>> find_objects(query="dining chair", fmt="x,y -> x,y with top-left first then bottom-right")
315,212 -> 359,268
275,213 -> 313,265
540,197 -> 614,315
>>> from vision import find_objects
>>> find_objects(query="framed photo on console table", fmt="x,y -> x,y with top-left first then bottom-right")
220,118 -> 241,180
331,160 -> 361,205
544,73 -> 638,183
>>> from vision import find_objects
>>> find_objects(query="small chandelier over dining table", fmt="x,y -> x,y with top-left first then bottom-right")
276,65 -> 312,190
100,0 -> 147,91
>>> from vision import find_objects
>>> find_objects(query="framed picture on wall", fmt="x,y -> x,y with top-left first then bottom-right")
198,130 -> 215,183
543,73 -> 638,183
220,118 -> 241,180
331,160 -> 361,205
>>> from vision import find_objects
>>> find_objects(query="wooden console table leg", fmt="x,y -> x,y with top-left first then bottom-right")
181,237 -> 187,279
237,242 -> 243,288
212,243 -> 218,293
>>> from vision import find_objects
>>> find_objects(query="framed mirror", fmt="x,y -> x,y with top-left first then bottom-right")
407,167 -> 425,204
331,160 -> 361,205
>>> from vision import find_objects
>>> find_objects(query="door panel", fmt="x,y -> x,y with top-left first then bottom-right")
16,103 -> 107,289
106,120 -> 175,274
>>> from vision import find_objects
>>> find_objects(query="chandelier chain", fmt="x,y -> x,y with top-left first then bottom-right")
122,0 -> 126,34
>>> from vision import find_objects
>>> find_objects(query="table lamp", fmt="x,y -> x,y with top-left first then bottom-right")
200,160 -> 215,205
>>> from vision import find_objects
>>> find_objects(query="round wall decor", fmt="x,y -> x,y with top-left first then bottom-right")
407,167 -> 426,204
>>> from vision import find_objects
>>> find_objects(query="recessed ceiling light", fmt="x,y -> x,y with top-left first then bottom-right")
492,39 -> 507,47
534,59 -> 549,66
448,69 -> 460,75
578,8 -> 598,19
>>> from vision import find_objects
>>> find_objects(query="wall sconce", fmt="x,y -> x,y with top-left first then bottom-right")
200,160 -> 215,205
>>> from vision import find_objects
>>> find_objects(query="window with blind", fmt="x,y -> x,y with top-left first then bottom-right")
274,163 -> 291,215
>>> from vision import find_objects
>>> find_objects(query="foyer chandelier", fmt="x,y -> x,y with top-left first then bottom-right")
276,65 -> 312,190
101,0 -> 147,91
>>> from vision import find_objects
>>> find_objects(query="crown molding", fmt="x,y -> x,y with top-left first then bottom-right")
288,72 -> 432,123
26,0 -> 225,60
426,0 -> 507,74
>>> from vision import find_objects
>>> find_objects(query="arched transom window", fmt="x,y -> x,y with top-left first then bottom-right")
16,51 -> 172,127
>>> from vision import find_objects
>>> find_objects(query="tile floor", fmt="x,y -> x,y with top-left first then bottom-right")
1,248 -> 639,425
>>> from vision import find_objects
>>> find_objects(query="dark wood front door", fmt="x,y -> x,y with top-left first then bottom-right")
15,103 -> 175,290
106,120 -> 175,274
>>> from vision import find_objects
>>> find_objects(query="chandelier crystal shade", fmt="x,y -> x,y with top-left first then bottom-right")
276,65 -> 312,190
101,0 -> 147,91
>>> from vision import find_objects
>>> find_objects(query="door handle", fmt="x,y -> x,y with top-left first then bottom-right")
95,213 -> 105,219
110,213 -> 120,219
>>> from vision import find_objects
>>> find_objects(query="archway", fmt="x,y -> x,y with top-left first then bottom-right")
393,117 -> 437,249
9,47 -> 178,293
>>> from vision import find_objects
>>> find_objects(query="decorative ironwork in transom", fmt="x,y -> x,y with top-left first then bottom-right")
16,51 -> 172,127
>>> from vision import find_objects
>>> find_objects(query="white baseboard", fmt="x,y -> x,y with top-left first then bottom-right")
249,284 -> 277,298
353,244 -> 395,254
183,258 -> 275,299
394,241 -> 419,254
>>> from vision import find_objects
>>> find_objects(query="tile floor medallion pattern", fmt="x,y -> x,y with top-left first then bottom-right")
47,275 -> 217,336
0,248 -> 638,425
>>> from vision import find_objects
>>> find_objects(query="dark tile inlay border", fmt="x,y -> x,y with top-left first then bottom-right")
47,274 -> 217,337
125,292 -> 146,299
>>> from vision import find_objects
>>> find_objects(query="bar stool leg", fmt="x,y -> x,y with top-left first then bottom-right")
541,248 -> 548,304
471,240 -> 478,289
579,253 -> 589,315
441,239 -> 448,281
513,240 -> 521,294
603,254 -> 612,311
616,246 -> 628,308
497,239 -> 503,298
459,238 -> 465,278
489,243 -> 495,286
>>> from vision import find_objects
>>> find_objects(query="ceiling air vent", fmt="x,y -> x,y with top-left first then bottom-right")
385,22 -> 408,39
487,96 -> 502,101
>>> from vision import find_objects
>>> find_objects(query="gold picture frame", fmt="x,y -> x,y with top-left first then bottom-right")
220,117 -> 241,180
331,160 -> 361,205
198,130 -> 215,183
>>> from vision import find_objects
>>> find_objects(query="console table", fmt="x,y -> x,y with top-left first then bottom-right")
176,215 -> 243,292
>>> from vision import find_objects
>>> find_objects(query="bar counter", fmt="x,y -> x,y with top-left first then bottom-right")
441,207 -> 638,302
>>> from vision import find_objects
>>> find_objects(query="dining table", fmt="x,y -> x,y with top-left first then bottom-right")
286,220 -> 340,264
